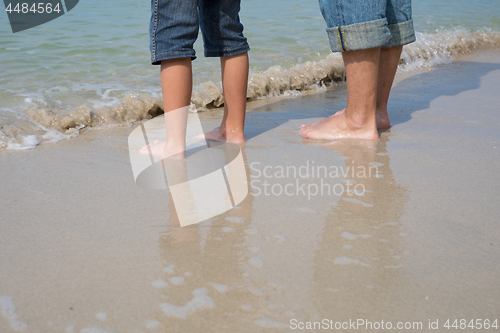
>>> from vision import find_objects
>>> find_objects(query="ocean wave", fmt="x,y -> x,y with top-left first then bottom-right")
1,28 -> 499,150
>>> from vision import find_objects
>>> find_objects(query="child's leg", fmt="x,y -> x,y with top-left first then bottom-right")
139,58 -> 192,158
160,58 -> 192,155
161,58 -> 192,112
204,52 -> 249,143
198,0 -> 250,143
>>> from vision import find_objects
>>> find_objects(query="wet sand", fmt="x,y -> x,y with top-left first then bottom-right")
1,50 -> 499,332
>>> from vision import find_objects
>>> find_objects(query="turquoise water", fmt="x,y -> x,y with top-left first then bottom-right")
1,0 -> 499,149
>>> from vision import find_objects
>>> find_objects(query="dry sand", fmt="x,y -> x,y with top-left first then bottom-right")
0,50 -> 499,332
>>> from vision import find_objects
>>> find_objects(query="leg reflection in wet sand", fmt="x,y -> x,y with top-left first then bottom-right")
146,149 -> 272,332
307,134 -> 411,324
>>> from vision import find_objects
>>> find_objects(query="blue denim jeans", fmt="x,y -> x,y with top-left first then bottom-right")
150,0 -> 250,65
319,0 -> 415,52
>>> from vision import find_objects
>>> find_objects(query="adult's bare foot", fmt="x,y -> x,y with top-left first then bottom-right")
299,111 -> 379,140
334,108 -> 390,129
376,108 -> 391,129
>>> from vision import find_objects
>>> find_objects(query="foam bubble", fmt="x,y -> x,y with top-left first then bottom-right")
225,217 -> 245,223
247,246 -> 261,253
0,296 -> 28,331
95,312 -> 108,321
152,280 -> 168,288
297,206 -> 317,213
146,320 -> 161,329
80,328 -> 115,333
341,232 -> 357,240
160,288 -> 215,318
333,257 -> 360,265
264,234 -> 286,243
169,276 -> 185,285
254,318 -> 289,328
333,257 -> 371,267
163,265 -> 175,274
341,197 -> 374,208
248,257 -> 264,268
6,135 -> 40,150
212,284 -> 229,293
249,287 -> 264,296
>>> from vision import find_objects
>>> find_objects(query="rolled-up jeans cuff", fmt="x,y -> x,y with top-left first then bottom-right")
325,18 -> 391,52
204,44 -> 250,58
382,19 -> 416,48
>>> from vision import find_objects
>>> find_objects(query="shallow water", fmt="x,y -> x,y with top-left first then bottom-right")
0,0 -> 499,149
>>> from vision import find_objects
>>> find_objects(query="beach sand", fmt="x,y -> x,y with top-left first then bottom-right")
1,50 -> 499,332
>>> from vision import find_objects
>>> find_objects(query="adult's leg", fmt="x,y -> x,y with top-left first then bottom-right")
300,47 -> 380,140
376,46 -> 402,129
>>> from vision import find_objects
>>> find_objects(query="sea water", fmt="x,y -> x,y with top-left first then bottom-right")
0,0 -> 499,149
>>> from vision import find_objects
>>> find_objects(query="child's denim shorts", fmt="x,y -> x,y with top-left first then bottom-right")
319,0 -> 416,52
150,0 -> 250,65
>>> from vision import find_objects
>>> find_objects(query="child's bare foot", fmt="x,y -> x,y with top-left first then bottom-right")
299,111 -> 379,140
201,126 -> 246,143
139,140 -> 186,160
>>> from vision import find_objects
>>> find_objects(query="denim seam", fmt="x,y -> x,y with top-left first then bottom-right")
339,26 -> 347,51
336,28 -> 343,52
152,0 -> 158,63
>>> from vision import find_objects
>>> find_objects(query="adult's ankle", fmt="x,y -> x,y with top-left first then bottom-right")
345,109 -> 376,129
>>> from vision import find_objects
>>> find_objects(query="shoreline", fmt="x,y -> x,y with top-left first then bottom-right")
1,43 -> 499,153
